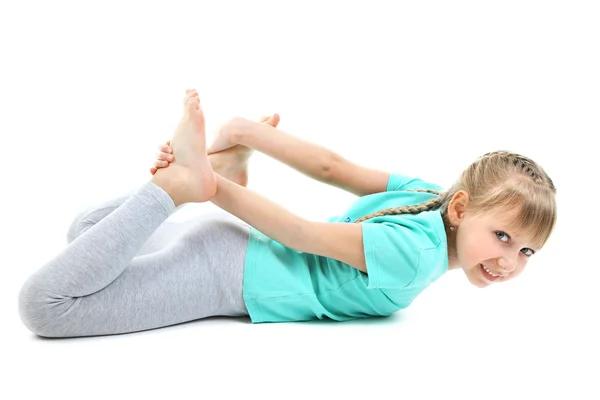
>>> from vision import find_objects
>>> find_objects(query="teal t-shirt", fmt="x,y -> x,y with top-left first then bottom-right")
242,173 -> 449,323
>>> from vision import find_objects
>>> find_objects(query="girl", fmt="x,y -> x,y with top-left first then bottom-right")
18,89 -> 557,338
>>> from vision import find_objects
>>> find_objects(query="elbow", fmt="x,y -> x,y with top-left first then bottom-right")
321,152 -> 341,183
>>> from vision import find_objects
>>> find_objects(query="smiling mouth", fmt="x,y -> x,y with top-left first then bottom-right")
479,264 -> 500,282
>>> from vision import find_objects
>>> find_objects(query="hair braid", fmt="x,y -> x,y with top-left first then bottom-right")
353,189 -> 450,223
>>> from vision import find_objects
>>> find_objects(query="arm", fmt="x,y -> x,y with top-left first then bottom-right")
326,158 -> 392,197
233,119 -> 390,197
233,119 -> 337,184
210,174 -> 368,273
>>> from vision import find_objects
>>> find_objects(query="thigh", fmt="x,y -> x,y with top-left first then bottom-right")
137,207 -> 251,256
42,218 -> 251,337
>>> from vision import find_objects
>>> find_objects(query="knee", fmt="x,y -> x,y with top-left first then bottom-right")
65,204 -> 101,244
65,218 -> 81,244
65,211 -> 90,244
18,276 -> 67,338
18,276 -> 50,336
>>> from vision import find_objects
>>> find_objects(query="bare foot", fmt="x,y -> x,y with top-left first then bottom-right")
209,145 -> 251,187
150,89 -> 216,206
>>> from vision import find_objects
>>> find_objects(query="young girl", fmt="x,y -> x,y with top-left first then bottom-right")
18,89 -> 558,338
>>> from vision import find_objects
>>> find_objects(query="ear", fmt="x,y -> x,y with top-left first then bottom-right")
448,190 -> 469,226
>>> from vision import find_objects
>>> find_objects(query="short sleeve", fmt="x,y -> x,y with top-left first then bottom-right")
386,173 -> 443,192
361,221 -> 425,289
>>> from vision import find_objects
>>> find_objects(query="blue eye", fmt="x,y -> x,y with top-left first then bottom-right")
495,231 -> 535,256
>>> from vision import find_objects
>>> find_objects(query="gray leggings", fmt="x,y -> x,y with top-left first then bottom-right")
18,181 -> 251,338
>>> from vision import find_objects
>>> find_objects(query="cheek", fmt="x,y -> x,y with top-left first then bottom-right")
457,231 -> 491,264
459,247 -> 479,264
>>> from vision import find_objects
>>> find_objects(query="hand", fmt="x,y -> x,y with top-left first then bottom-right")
149,140 -> 174,175
207,114 -> 279,155
205,117 -> 245,155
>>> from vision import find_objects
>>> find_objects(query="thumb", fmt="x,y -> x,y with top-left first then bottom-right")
265,113 -> 280,128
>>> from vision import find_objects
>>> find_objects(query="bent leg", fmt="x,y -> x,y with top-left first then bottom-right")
18,179 -> 250,338
18,181 -> 247,337
20,216 -> 250,338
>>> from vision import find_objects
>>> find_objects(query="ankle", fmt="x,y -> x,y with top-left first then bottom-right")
150,172 -> 184,207
208,153 -> 226,176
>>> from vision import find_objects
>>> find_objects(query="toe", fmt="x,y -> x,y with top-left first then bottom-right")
185,91 -> 199,102
187,96 -> 200,111
183,90 -> 199,107
186,94 -> 199,103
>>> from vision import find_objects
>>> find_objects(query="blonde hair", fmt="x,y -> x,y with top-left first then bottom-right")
354,151 -> 557,251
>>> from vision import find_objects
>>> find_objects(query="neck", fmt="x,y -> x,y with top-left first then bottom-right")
443,216 -> 460,270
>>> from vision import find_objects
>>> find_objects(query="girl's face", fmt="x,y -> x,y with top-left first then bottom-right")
450,195 -> 537,288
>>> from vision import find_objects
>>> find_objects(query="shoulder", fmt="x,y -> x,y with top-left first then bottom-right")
386,172 -> 444,193
362,213 -> 441,251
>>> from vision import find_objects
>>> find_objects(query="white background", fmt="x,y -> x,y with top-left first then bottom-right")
1,0 -> 599,399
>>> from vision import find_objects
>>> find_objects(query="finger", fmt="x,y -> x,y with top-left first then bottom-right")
159,144 -> 173,153
258,115 -> 270,123
154,160 -> 169,168
150,167 -> 156,175
157,152 -> 174,161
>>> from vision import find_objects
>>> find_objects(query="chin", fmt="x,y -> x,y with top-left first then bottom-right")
465,265 -> 491,289
467,275 -> 488,288
471,280 -> 489,289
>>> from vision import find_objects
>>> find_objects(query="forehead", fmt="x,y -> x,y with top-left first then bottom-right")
488,207 -> 520,225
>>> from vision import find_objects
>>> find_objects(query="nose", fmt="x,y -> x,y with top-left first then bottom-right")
499,252 -> 520,274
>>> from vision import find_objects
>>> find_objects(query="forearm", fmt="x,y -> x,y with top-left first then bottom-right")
210,173 -> 306,250
234,120 -> 337,183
